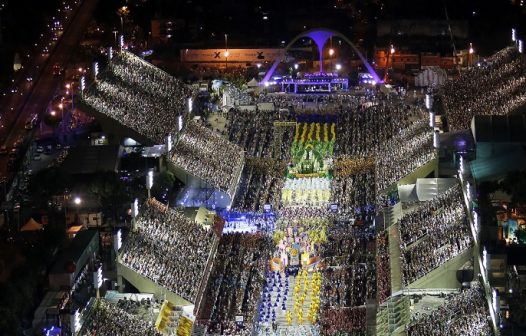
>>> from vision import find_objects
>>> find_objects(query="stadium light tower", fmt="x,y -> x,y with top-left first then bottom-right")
146,170 -> 154,198
384,44 -> 395,82
224,34 -> 229,70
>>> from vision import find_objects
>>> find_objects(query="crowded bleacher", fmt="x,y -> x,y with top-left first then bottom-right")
319,307 -> 367,336
232,158 -> 284,212
406,284 -> 493,335
321,226 -> 376,309
336,99 -> 426,157
203,233 -> 273,336
169,120 -> 245,196
119,198 -> 217,303
82,51 -> 194,143
396,185 -> 473,286
376,232 -> 391,304
227,109 -> 274,157
439,46 -> 526,131
74,44 -> 506,334
79,299 -> 161,336
331,169 -> 376,221
375,120 -> 436,199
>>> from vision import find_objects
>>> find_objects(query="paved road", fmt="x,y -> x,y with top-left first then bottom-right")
0,0 -> 99,179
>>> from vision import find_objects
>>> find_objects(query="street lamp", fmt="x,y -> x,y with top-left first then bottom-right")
113,28 -> 119,45
117,6 -> 130,34
73,196 -> 82,226
384,44 -> 395,82
468,43 -> 474,68
335,63 -> 342,71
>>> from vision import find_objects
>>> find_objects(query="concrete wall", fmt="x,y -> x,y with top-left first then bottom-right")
397,158 -> 438,187
165,159 -> 210,189
117,261 -> 192,306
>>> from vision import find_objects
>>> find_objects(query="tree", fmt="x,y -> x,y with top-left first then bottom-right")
0,306 -> 20,335
88,171 -> 130,220
478,180 -> 500,196
500,170 -> 526,206
516,228 -> 526,245
28,167 -> 70,209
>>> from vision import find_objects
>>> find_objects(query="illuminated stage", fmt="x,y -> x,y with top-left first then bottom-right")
278,73 -> 349,93
220,211 -> 276,233
176,187 -> 231,210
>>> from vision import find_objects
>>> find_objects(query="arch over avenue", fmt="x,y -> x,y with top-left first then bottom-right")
262,28 -> 382,84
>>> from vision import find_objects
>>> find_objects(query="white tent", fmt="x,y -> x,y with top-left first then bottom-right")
21,218 -> 43,232
247,78 -> 259,88
415,67 -> 447,87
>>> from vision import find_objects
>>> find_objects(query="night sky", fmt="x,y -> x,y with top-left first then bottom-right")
0,0 -> 524,88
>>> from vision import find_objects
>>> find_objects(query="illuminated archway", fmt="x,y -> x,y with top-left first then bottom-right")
262,28 -> 381,84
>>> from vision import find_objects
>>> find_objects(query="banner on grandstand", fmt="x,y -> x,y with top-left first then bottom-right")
181,49 -> 285,64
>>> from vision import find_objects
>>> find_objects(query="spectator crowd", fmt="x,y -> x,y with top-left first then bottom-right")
120,198 -> 217,302
320,227 -> 376,308
375,120 -> 436,200
80,299 -> 161,336
81,51 -> 506,335
439,46 -> 526,131
406,284 -> 493,336
396,185 -> 473,286
170,120 -> 245,196
376,232 -> 391,304
336,98 -> 426,158
232,159 -> 283,213
203,233 -> 273,336
82,50 -> 194,143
